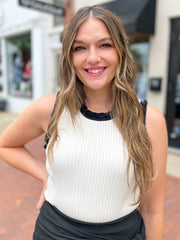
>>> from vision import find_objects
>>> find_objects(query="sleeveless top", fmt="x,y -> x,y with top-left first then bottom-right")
44,100 -> 147,223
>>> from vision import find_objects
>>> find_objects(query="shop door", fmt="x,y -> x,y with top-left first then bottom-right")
166,18 -> 180,148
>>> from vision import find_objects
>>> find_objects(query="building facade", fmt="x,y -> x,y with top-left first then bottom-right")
0,0 -> 180,149
0,0 -> 56,112
147,0 -> 180,148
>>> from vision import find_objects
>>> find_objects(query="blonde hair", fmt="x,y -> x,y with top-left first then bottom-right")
47,6 -> 155,204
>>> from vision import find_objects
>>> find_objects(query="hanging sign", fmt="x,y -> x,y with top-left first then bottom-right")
19,0 -> 65,17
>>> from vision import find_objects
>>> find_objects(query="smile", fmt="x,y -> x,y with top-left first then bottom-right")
84,67 -> 107,77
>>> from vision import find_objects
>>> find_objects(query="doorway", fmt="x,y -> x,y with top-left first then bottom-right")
166,18 -> 180,148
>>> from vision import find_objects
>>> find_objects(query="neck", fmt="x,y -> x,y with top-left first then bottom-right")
84,88 -> 112,113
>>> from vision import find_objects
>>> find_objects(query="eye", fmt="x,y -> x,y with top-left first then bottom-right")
101,43 -> 112,48
73,46 -> 86,52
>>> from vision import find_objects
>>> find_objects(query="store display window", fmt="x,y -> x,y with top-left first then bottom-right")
6,33 -> 32,98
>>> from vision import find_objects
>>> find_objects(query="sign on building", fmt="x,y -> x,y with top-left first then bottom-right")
18,0 -> 65,17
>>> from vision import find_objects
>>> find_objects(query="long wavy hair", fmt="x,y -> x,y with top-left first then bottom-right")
46,6 -> 155,204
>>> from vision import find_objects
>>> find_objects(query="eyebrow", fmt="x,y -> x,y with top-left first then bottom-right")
98,37 -> 112,43
73,37 -> 113,45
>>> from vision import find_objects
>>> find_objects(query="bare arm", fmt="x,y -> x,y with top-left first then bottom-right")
0,94 -> 56,206
140,105 -> 168,240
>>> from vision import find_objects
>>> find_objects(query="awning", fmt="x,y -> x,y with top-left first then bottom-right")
99,0 -> 156,34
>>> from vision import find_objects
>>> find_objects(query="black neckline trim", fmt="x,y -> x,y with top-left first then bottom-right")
80,104 -> 111,121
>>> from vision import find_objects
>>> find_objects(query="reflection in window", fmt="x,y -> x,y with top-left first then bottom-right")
6,33 -> 32,98
130,43 -> 149,100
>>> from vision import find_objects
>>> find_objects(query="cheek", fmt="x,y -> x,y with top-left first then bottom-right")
105,50 -> 119,67
112,52 -> 119,65
72,57 -> 83,80
73,54 -> 85,69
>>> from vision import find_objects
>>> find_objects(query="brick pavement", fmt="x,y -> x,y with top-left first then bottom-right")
0,135 -> 45,240
164,175 -> 180,240
0,114 -> 180,239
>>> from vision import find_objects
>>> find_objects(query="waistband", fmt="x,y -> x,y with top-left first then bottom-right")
33,200 -> 146,240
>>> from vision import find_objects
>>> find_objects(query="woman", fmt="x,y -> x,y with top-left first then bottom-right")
0,6 -> 167,240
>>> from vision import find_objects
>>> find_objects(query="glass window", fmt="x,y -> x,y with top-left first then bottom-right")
6,33 -> 32,98
129,43 -> 149,100
54,0 -> 63,26
170,56 -> 180,141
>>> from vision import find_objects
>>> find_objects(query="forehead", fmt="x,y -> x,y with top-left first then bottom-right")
75,18 -> 111,40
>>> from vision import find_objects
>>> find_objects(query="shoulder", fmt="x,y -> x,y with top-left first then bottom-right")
21,94 -> 57,132
0,94 -> 57,147
146,105 -> 167,134
32,94 -> 56,115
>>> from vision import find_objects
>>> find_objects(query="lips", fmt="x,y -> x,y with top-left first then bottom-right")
84,66 -> 107,74
83,66 -> 107,78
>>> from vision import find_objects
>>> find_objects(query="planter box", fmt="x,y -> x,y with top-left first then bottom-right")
0,100 -> 7,111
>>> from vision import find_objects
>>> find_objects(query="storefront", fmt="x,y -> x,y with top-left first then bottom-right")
146,0 -> 180,150
0,0 -> 57,113
166,18 -> 180,148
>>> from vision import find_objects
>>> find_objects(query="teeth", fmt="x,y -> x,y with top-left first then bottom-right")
87,69 -> 104,73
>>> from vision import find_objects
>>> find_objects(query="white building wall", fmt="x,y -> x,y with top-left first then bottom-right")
47,28 -> 63,94
147,0 -> 180,113
0,0 -> 50,32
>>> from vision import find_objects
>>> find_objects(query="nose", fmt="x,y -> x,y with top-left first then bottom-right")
87,47 -> 101,64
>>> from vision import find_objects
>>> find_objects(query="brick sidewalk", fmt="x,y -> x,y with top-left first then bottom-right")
164,175 -> 180,240
0,134 -> 180,239
0,135 -> 45,240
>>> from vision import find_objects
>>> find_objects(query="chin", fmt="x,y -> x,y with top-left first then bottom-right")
87,85 -> 105,90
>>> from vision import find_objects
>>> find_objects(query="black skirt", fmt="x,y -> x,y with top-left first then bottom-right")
33,201 -> 146,240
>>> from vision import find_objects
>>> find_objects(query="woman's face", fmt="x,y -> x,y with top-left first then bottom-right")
72,18 -> 119,94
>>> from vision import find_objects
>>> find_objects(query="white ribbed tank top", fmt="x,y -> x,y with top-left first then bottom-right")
45,108 -> 139,223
